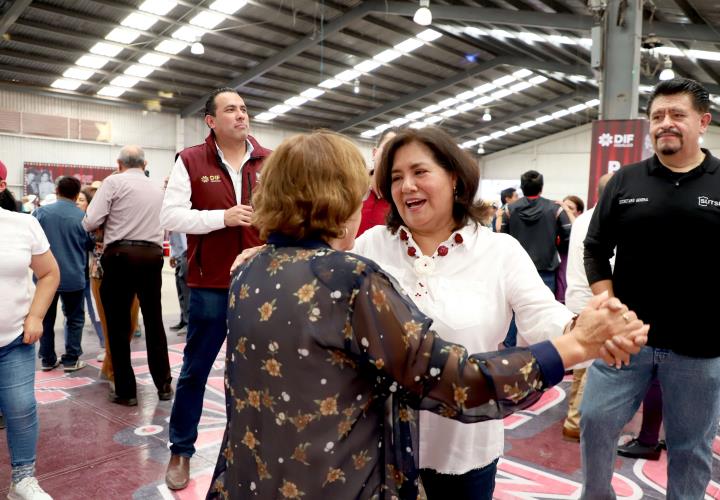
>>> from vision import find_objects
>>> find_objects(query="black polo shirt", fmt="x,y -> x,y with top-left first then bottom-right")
584,149 -> 720,358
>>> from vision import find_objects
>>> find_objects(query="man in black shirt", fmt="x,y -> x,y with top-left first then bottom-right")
580,78 -> 720,499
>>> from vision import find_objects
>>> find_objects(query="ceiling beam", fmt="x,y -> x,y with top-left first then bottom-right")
644,20 -> 720,44
0,0 -> 32,36
453,91 -> 593,139
333,57 -> 593,132
180,2 -> 376,117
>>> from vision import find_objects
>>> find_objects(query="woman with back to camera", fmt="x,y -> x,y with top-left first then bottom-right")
209,130 -> 648,499
351,127 -> 592,498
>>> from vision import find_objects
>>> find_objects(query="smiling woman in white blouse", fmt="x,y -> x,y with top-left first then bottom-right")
352,126 -> 578,499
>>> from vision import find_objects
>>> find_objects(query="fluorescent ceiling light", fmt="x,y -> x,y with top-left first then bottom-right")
51,79 -> 83,91
97,86 -> 126,97
422,104 -> 441,113
491,89 -> 512,99
548,35 -> 576,45
477,135 -> 491,143
405,111 -> 425,120
474,83 -> 496,94
210,0 -> 247,14
139,52 -> 170,66
569,75 -> 587,83
424,115 -> 443,124
318,79 -> 342,89
373,49 -> 401,63
122,12 -> 158,31
190,11 -> 226,29
408,122 -> 426,129
139,0 -> 177,15
361,130 -> 380,138
90,42 -> 123,57
552,109 -> 571,118
654,47 -> 684,57
512,69 -> 533,79
461,140 -> 478,148
284,96 -> 308,107
465,27 -> 487,37
585,99 -> 600,107
457,102 -> 477,112
375,124 -> 391,133
518,32 -> 544,43
492,75 -> 516,87
490,130 -> 508,138
106,27 -> 141,44
510,81 -> 532,92
506,125 -> 522,133
456,90 -> 476,101
254,112 -> 277,122
125,64 -> 155,77
416,29 -> 442,42
63,67 -> 94,80
490,29 -> 515,39
528,75 -> 548,85
568,103 -> 588,113
473,96 -> 494,106
639,85 -> 654,93
111,76 -> 139,88
394,38 -> 424,53
687,49 -> 720,61
335,69 -> 360,82
390,117 -> 409,126
536,115 -> 553,123
578,38 -> 592,47
354,59 -> 381,73
269,104 -> 291,114
438,97 -> 458,108
76,55 -> 109,69
172,25 -> 205,43
156,39 -> 187,54
441,109 -> 459,117
520,120 -> 537,128
300,88 -> 325,99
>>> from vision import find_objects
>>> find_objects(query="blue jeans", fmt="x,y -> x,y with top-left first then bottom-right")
39,289 -> 85,366
83,280 -> 104,347
538,270 -> 556,294
0,335 -> 38,469
580,347 -> 720,499
169,288 -> 228,457
420,459 -> 498,500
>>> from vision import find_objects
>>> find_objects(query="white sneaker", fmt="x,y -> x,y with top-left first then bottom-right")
96,350 -> 105,362
7,477 -> 53,500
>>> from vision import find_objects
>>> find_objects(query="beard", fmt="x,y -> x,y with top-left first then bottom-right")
656,132 -> 683,155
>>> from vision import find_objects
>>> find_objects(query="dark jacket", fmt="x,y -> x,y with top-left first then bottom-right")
502,196 -> 571,272
179,132 -> 271,289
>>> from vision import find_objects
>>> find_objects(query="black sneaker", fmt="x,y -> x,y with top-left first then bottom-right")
169,321 -> 187,331
617,438 -> 661,460
41,360 -> 61,371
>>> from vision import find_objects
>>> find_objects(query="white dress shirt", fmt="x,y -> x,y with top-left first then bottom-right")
565,208 -> 595,315
353,222 -> 572,474
161,140 -> 253,234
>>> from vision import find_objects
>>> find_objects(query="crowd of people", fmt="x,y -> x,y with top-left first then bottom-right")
0,77 -> 717,499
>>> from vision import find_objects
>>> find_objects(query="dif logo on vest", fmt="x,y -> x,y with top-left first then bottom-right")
201,175 -> 222,183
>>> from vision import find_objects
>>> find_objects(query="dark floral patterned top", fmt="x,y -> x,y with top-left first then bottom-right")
207,235 -> 564,500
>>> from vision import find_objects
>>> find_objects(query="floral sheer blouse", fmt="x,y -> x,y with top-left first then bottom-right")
207,235 -> 564,500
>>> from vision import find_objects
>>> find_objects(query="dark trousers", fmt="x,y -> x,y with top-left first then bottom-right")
169,288 -> 228,457
100,245 -> 171,399
39,290 -> 85,366
174,254 -> 190,324
421,459 -> 498,500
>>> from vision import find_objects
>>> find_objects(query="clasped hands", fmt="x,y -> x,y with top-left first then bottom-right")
568,292 -> 649,368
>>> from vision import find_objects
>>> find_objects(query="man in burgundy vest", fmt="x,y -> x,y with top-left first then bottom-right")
160,88 -> 271,490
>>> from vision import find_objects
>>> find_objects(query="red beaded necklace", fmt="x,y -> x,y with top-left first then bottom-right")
398,228 -> 464,258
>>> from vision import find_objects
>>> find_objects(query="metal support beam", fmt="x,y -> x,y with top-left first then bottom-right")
600,0 -> 642,119
453,91 -> 593,139
643,20 -> 720,44
334,57 -> 592,132
0,0 -> 32,36
181,2 -> 376,117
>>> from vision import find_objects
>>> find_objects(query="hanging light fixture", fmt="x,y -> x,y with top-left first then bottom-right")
659,56 -> 674,81
477,144 -> 485,154
413,0 -> 432,26
353,78 -> 360,94
191,41 -> 205,55
482,108 -> 492,122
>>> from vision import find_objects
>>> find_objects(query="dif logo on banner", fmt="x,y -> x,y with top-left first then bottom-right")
587,119 -> 653,206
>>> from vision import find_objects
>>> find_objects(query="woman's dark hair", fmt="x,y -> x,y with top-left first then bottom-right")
646,78 -> 710,116
0,188 -> 18,211
375,126 -> 490,233
563,195 -> 585,214
81,187 -> 94,205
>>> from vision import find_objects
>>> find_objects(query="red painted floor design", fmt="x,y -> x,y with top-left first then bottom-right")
2,337 -> 720,498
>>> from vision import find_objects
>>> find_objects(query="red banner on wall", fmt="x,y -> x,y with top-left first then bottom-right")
587,119 -> 653,206
23,162 -> 115,202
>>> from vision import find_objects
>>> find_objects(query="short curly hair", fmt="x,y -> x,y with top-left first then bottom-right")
375,126 -> 489,233
252,131 -> 369,241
